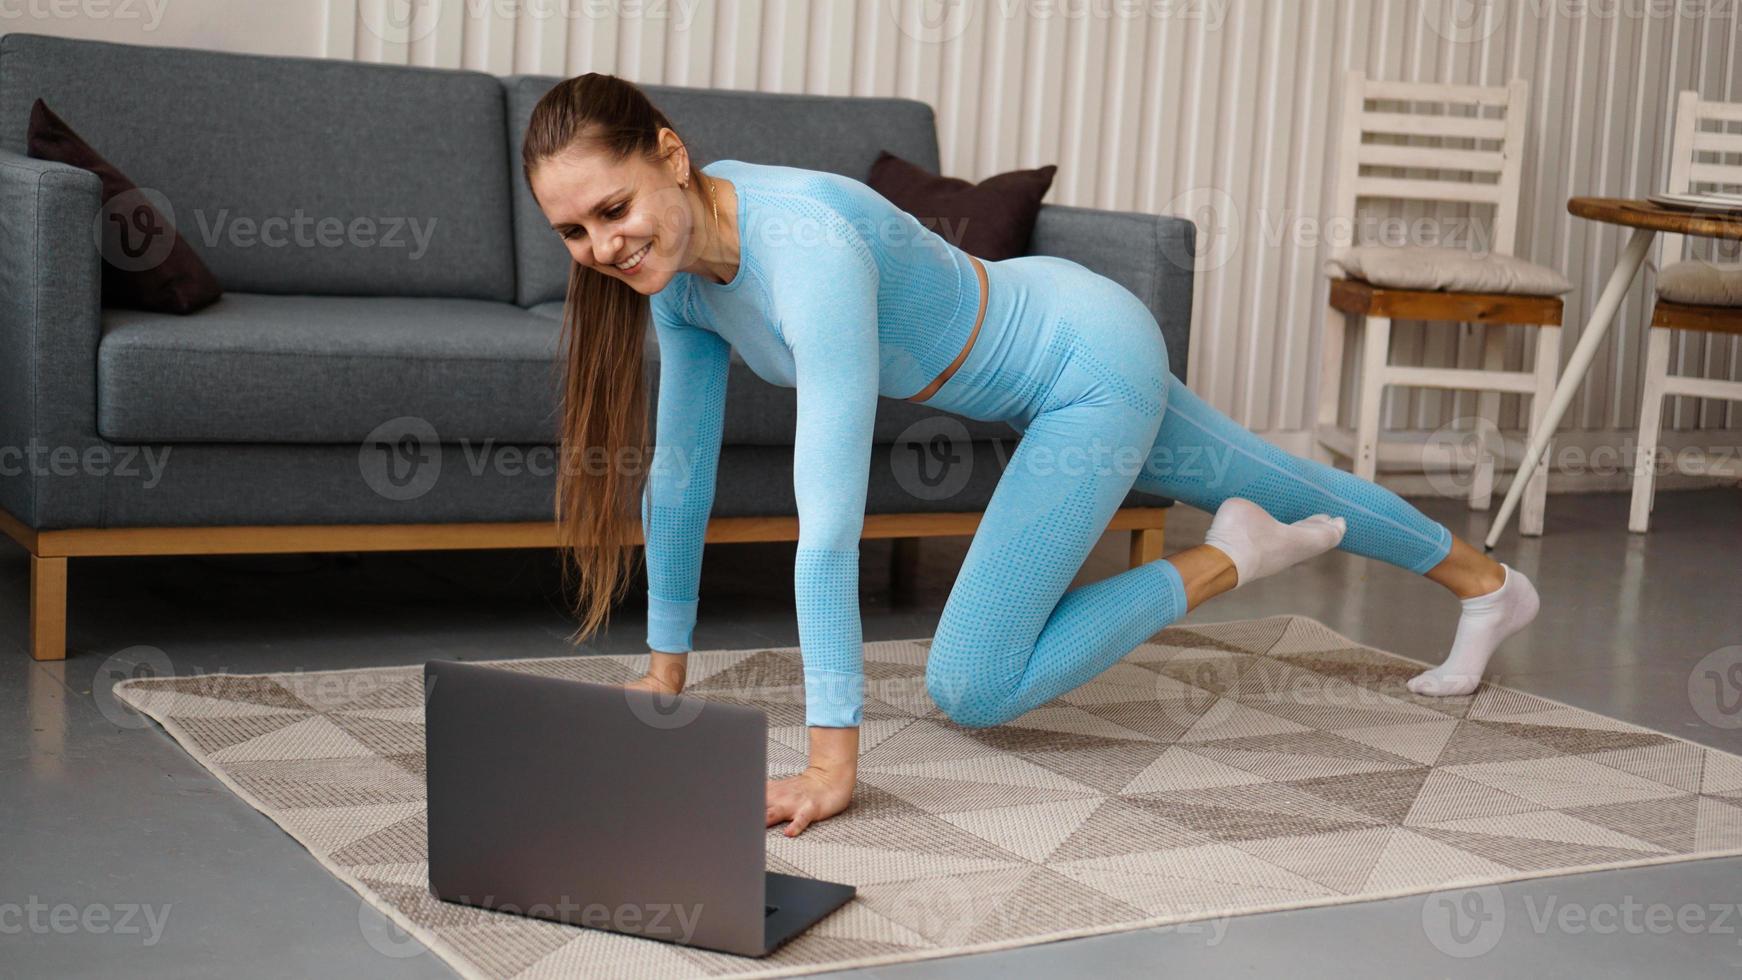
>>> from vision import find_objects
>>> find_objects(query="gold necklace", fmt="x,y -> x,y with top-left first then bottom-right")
707,174 -> 719,236
706,174 -> 728,284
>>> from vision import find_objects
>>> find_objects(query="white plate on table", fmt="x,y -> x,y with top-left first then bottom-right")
1648,191 -> 1742,214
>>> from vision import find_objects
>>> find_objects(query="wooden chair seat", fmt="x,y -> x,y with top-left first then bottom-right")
1651,298 -> 1742,335
1330,278 -> 1564,327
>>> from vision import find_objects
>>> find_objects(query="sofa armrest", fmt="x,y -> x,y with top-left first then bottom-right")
1027,203 -> 1195,383
0,149 -> 105,529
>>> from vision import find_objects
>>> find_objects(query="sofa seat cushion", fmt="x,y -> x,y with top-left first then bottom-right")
1325,245 -> 1573,296
101,294 -> 1019,449
523,303 -> 1017,447
99,293 -> 564,444
1656,260 -> 1742,306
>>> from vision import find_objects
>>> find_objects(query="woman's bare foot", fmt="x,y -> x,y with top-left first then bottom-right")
625,650 -> 687,695
624,672 -> 683,696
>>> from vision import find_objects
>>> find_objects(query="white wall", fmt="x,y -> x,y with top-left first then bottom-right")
11,0 -> 1742,491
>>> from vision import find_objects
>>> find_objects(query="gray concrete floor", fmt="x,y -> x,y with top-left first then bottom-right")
4,489 -> 1740,978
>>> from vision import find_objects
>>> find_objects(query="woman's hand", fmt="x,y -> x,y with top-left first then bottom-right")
624,650 -> 687,695
766,725 -> 859,837
767,765 -> 855,837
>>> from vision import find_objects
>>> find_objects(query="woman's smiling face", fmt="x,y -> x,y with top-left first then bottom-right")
528,134 -> 694,294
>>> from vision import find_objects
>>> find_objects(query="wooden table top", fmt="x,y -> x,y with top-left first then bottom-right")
1569,197 -> 1742,239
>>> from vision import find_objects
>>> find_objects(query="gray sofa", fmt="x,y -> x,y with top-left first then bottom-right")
0,33 -> 1195,661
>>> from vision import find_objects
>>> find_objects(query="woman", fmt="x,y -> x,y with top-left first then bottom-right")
523,74 -> 1540,839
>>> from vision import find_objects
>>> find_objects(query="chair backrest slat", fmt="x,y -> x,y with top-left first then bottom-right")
1356,143 -> 1508,174
1359,111 -> 1509,141
1689,98 -> 1742,124
1688,162 -> 1742,185
1357,176 -> 1508,206
1689,129 -> 1742,155
1362,78 -> 1516,106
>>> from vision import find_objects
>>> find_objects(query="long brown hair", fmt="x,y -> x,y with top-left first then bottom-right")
522,73 -> 713,648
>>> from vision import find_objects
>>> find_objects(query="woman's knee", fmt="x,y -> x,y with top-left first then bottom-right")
928,686 -> 1015,729
924,648 -> 1018,729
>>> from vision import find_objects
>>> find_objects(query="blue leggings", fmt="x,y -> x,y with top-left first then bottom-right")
918,256 -> 1454,728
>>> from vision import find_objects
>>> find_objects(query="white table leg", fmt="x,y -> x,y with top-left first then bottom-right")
1484,227 -> 1656,549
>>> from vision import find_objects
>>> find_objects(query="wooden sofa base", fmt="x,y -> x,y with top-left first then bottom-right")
4,506 -> 1168,661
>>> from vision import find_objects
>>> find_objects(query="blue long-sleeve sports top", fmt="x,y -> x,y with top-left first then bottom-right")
640,158 -> 985,728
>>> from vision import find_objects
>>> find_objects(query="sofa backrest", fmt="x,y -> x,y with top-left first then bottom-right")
505,76 -> 941,308
0,34 -> 516,302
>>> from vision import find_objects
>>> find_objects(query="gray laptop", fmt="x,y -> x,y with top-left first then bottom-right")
424,659 -> 856,957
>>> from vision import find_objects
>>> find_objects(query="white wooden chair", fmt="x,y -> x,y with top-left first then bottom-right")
1315,72 -> 1568,535
1630,90 -> 1742,533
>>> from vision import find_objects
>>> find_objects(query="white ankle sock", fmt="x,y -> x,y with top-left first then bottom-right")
1406,563 -> 1539,697
1202,497 -> 1347,588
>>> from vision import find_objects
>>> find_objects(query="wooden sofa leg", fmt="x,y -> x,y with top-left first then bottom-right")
1129,527 -> 1165,568
889,537 -> 921,599
30,554 -> 67,662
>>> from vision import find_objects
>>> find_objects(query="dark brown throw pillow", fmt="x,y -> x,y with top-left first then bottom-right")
26,99 -> 222,315
866,150 -> 1057,261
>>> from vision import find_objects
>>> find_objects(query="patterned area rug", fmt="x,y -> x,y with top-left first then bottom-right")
115,616 -> 1742,979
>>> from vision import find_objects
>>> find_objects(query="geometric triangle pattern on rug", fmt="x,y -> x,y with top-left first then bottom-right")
114,615 -> 1742,979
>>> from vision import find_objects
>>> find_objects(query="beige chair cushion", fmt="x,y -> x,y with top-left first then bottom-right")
1656,260 -> 1742,306
1324,245 -> 1574,296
